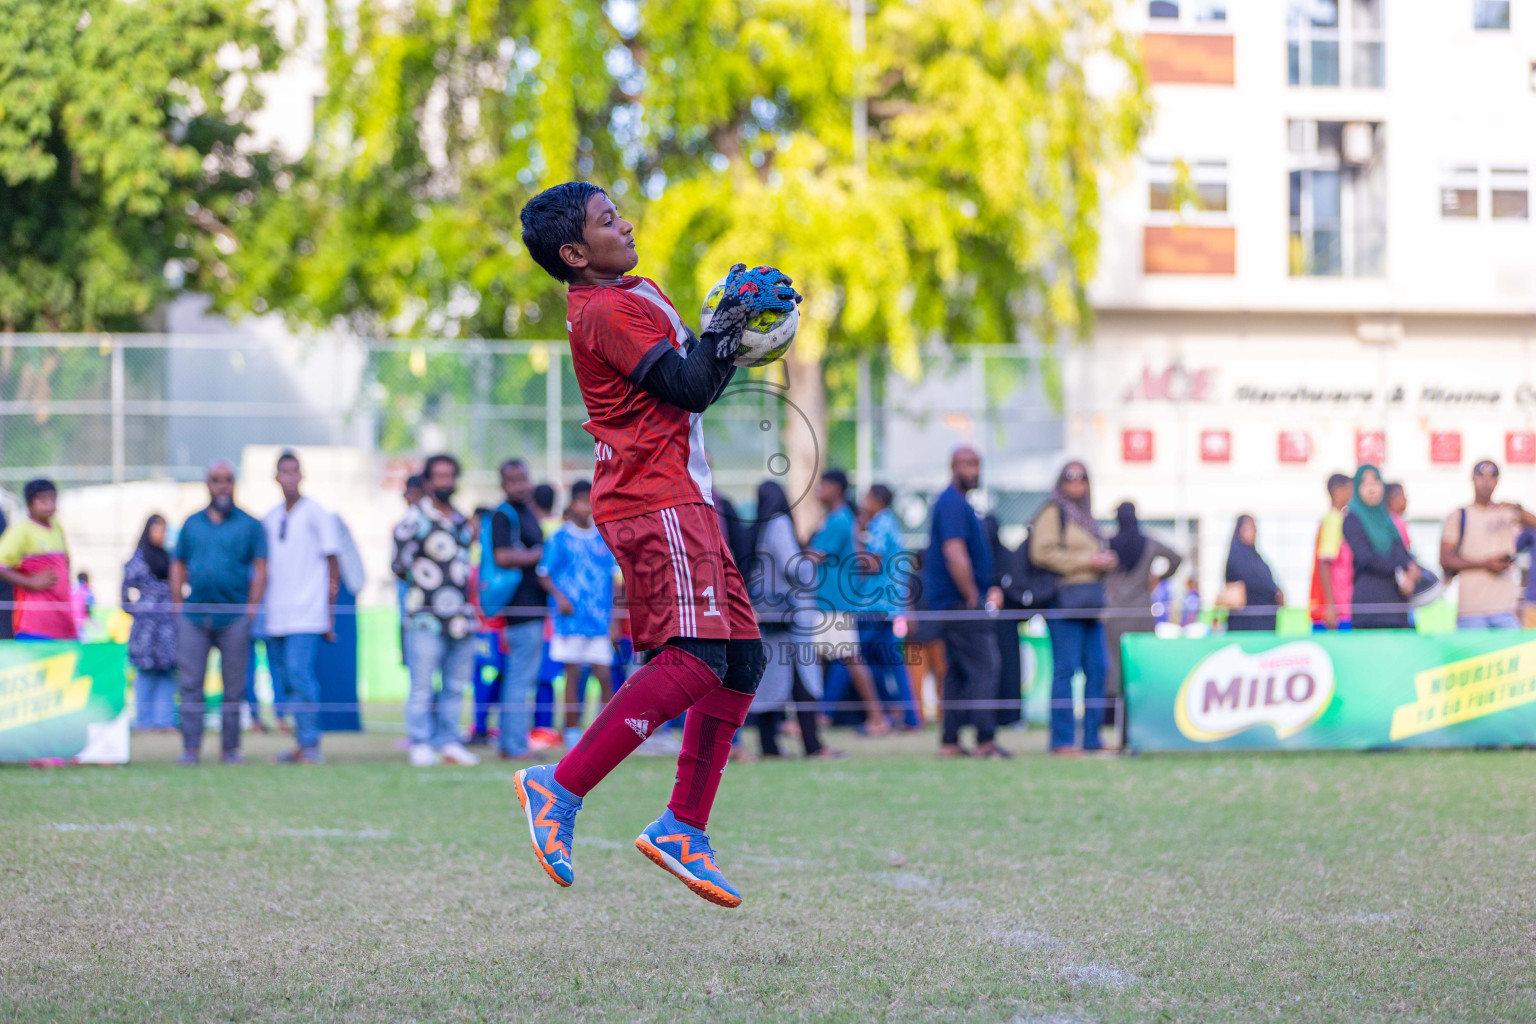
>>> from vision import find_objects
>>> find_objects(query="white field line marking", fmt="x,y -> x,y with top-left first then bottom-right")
40,823 -> 173,833
875,871 -> 938,890
40,824 -> 389,839
1062,963 -> 1137,988
996,929 -> 1058,951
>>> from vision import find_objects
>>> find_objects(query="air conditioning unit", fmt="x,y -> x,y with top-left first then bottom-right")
1342,122 -> 1376,165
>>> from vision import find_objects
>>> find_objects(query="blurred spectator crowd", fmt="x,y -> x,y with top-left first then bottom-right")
4,445 -> 1535,762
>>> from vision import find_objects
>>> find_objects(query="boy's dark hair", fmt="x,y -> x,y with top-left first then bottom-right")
533,483 -> 556,515
276,449 -> 299,471
868,483 -> 894,509
1384,482 -> 1404,502
405,474 -> 425,492
1327,473 -> 1351,493
569,479 -> 593,502
521,182 -> 608,283
500,457 -> 529,476
422,454 -> 461,480
23,479 -> 56,505
821,469 -> 849,496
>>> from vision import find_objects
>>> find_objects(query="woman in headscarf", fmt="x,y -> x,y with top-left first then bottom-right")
745,481 -> 840,758
123,514 -> 178,731
1343,464 -> 1418,629
1029,461 -> 1118,755
1225,515 -> 1283,632
1103,502 -> 1183,726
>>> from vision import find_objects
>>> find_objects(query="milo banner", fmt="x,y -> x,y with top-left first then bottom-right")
1123,631 -> 1536,751
0,642 -> 129,763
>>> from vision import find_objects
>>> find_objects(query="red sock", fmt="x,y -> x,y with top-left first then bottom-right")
553,646 -> 720,796
668,686 -> 754,830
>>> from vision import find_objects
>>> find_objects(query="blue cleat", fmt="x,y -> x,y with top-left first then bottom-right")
513,764 -> 582,888
634,810 -> 742,908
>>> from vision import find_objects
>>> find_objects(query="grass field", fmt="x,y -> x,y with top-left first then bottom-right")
4,727 -> 1536,1023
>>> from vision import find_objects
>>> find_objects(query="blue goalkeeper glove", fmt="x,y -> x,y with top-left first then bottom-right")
706,263 -> 802,359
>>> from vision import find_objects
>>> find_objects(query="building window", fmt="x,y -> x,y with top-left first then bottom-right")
1288,120 -> 1386,277
1441,166 -> 1480,218
1150,0 -> 1227,24
1287,0 -> 1385,89
1442,165 -> 1531,220
1148,159 -> 1229,220
1491,167 -> 1529,219
1475,0 -> 1511,29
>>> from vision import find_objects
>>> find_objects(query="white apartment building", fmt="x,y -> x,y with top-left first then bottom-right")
1073,0 -> 1536,601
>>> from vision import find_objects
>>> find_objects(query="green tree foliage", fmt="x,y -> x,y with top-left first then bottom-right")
229,0 -> 1144,348
0,0 -> 280,476
224,0 -> 1146,477
0,0 -> 282,332
641,0 -> 1147,371
224,0 -> 628,338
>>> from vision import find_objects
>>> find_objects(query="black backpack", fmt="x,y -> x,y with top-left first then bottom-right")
1000,504 -> 1063,611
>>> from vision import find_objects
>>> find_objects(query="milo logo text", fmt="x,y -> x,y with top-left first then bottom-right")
1174,642 -> 1335,742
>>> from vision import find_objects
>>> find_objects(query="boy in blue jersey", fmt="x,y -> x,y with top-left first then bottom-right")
858,483 -> 920,728
807,469 -> 890,734
537,480 -> 619,747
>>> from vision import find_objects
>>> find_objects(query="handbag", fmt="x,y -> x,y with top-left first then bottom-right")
1405,563 -> 1444,608
1002,504 -> 1065,610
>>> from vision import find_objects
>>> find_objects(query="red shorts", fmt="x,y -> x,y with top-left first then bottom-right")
598,503 -> 759,652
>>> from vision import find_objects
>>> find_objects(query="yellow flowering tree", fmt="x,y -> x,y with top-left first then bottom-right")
224,0 -> 1147,489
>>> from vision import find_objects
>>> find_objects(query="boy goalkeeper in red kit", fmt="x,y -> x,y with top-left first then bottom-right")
513,181 -> 798,907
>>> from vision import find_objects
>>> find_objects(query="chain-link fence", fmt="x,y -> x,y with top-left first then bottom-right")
0,333 -> 1065,534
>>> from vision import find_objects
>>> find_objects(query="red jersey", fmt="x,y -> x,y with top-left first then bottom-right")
566,276 -> 716,524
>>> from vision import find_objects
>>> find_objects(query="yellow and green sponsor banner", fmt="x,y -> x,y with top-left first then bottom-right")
1124,630 -> 1536,751
0,641 -> 128,762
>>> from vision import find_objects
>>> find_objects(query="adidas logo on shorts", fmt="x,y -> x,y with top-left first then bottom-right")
626,718 -> 651,740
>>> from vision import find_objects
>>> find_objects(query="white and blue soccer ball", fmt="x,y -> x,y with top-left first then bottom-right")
699,272 -> 800,368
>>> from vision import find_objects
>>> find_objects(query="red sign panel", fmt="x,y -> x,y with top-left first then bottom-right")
1508,431 -> 1536,465
1200,429 -> 1231,463
1278,430 -> 1311,464
1122,428 -> 1154,463
1430,432 -> 1462,465
1356,430 -> 1386,466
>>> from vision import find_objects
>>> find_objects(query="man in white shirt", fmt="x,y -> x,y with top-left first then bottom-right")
262,451 -> 341,763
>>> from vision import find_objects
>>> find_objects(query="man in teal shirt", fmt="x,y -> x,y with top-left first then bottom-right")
171,460 -> 267,765
858,484 -> 919,727
807,469 -> 890,735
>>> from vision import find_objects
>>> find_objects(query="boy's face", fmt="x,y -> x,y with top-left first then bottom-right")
569,495 -> 592,524
501,462 -> 532,505
564,193 -> 637,283
28,491 -> 56,523
276,458 -> 302,497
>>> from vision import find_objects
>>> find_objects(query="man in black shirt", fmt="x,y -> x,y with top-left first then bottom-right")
493,458 -> 547,760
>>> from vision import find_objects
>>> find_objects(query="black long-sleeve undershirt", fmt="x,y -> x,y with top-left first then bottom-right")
630,329 -> 737,413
